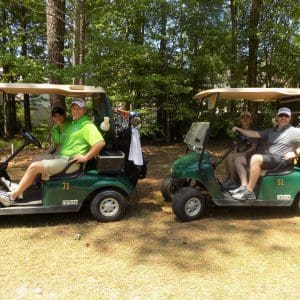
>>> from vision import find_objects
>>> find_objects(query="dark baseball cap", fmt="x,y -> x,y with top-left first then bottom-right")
51,107 -> 65,116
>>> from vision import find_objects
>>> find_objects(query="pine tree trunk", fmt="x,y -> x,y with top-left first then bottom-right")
24,94 -> 32,132
247,0 -> 262,87
21,5 -> 32,133
46,0 -> 66,108
247,0 -> 262,122
230,0 -> 239,87
73,0 -> 85,85
157,1 -> 170,143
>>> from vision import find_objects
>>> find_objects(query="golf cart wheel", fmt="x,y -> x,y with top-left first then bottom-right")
161,175 -> 176,202
172,187 -> 206,222
90,190 -> 126,222
292,197 -> 300,214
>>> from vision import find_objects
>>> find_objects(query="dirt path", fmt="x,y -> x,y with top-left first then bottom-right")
0,144 -> 299,299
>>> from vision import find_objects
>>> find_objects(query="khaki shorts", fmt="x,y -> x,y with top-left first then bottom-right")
41,157 -> 81,180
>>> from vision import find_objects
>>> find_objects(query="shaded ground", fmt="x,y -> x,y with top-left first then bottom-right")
0,144 -> 299,299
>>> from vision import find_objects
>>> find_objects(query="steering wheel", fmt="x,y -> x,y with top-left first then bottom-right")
22,131 -> 42,148
234,131 -> 248,144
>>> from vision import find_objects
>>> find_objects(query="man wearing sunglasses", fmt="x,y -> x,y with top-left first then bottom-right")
230,107 -> 300,200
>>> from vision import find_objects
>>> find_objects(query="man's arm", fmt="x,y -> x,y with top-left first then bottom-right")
284,146 -> 300,160
232,126 -> 261,138
72,140 -> 106,163
243,143 -> 257,156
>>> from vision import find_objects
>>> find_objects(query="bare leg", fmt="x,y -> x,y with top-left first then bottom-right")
234,156 -> 248,186
224,155 -> 231,177
247,154 -> 263,192
225,153 -> 238,181
11,161 -> 45,199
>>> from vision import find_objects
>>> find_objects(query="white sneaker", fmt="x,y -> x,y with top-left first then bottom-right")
232,189 -> 256,200
0,177 -> 18,192
0,190 -> 14,207
229,185 -> 247,194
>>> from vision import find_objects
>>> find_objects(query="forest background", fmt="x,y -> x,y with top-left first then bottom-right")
0,0 -> 299,144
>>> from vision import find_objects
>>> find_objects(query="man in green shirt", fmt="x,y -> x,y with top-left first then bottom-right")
43,107 -> 71,157
0,98 -> 105,206
49,107 -> 71,153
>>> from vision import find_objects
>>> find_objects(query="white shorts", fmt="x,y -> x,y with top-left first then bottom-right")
41,157 -> 81,180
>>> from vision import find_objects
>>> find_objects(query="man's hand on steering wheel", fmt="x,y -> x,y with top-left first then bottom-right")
232,128 -> 248,144
232,126 -> 240,133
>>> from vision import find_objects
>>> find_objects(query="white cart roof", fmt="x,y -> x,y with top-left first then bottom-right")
0,83 -> 106,97
193,88 -> 300,102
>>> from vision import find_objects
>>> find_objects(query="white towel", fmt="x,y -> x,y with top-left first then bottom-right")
128,127 -> 143,166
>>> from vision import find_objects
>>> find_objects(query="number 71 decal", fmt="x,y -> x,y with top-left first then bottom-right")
63,182 -> 70,190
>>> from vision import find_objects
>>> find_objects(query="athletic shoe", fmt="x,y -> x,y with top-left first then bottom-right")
0,190 -> 14,207
221,177 -> 230,185
229,185 -> 247,194
232,189 -> 256,200
222,179 -> 237,188
0,177 -> 18,192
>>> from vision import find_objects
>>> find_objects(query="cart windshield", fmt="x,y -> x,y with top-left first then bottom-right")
184,122 -> 210,153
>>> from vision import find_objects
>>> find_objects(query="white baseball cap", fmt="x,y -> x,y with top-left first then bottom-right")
240,111 -> 252,118
71,98 -> 86,108
277,107 -> 291,116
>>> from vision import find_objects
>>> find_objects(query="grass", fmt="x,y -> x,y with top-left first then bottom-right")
0,144 -> 300,299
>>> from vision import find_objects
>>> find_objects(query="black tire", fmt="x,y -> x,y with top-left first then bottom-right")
292,197 -> 300,214
161,175 -> 176,202
172,187 -> 206,221
90,190 -> 127,222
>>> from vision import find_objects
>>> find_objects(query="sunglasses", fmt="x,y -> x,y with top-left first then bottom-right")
278,114 -> 290,118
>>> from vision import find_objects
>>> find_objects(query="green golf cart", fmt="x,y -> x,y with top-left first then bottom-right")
0,83 -> 146,222
161,88 -> 300,221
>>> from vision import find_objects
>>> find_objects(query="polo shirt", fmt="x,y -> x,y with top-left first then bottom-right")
258,125 -> 300,157
52,119 -> 71,145
59,115 -> 104,157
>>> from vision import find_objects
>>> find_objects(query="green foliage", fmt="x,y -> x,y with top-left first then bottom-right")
0,0 -> 299,141
31,123 -> 52,144
0,137 -> 26,150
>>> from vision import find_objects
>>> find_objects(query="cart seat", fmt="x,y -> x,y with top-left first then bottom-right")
49,163 -> 84,180
260,160 -> 294,177
261,169 -> 293,176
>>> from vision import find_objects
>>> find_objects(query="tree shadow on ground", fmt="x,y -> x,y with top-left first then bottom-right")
205,205 -> 297,220
1,144 -> 299,273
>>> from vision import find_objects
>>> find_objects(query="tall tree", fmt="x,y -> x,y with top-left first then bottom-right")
157,0 -> 170,142
229,0 -> 239,87
247,0 -> 262,87
46,0 -> 65,109
20,4 -> 32,132
1,0 -> 299,141
72,0 -> 85,85
259,0 -> 300,87
246,0 -> 262,120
